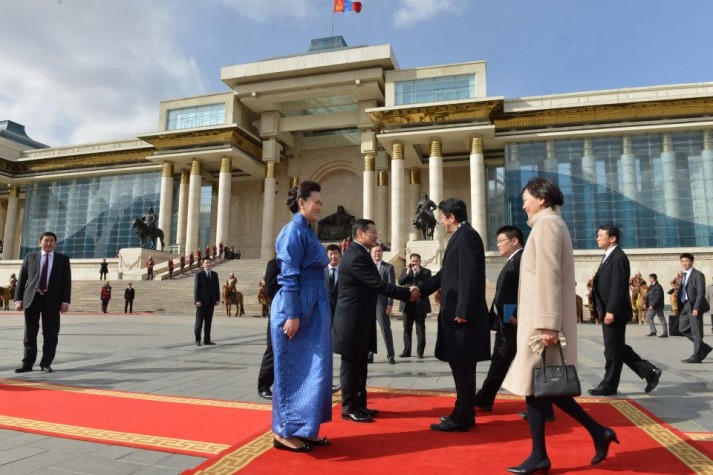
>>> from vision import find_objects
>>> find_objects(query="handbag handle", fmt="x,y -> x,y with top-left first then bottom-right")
539,343 -> 571,382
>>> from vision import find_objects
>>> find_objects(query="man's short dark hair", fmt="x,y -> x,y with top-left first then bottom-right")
351,219 -> 375,239
680,252 -> 694,262
203,257 -> 212,262
598,224 -> 620,243
437,198 -> 468,223
409,253 -> 421,260
39,231 -> 57,241
326,244 -> 341,254
496,225 -> 525,246
649,273 -> 657,281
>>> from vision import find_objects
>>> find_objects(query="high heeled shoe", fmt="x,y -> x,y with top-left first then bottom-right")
506,458 -> 551,474
273,438 -> 314,452
591,428 -> 619,465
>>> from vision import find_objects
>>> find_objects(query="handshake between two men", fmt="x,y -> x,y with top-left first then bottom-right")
408,286 -> 421,302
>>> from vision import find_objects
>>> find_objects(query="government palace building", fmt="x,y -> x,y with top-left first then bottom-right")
1,36 -> 712,284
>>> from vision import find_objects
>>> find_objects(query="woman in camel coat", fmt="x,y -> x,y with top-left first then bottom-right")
502,177 -> 617,475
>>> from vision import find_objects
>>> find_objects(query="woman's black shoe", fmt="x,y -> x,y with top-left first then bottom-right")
297,436 -> 331,446
506,458 -> 551,474
592,428 -> 619,465
273,438 -> 314,452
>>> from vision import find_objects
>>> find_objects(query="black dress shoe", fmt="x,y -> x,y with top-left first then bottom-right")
644,367 -> 662,393
331,384 -> 341,394
506,458 -> 551,474
417,354 -> 424,359
204,341 -> 216,345
588,387 -> 617,396
439,416 -> 475,427
14,366 -> 32,373
517,411 -> 555,422
360,407 -> 379,417
399,352 -> 411,358
591,428 -> 619,465
701,345 -> 713,361
297,436 -> 330,446
645,333 -> 656,337
40,365 -> 53,373
659,334 -> 668,338
474,403 -> 492,412
342,412 -> 373,423
682,356 -> 702,363
258,389 -> 272,400
195,341 -> 201,346
387,356 -> 396,365
430,418 -> 470,432
273,438 -> 314,452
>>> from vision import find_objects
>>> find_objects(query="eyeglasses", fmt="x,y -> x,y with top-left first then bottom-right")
496,238 -> 512,244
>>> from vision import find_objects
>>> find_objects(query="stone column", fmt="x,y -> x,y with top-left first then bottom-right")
176,169 -> 190,254
215,157 -> 232,250
469,136 -> 488,248
158,162 -> 174,250
2,186 -> 20,260
581,138 -> 597,234
260,161 -> 277,258
544,141 -> 558,175
209,183 -> 218,247
620,136 -> 638,231
660,133 -> 679,246
390,142 -> 405,255
376,170 -> 389,243
702,131 -> 713,245
429,138 -> 444,244
363,153 -> 376,220
408,168 -> 421,240
185,160 -> 202,256
0,197 -> 7,252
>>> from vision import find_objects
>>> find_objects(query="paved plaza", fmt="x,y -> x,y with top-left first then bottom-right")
0,311 -> 711,474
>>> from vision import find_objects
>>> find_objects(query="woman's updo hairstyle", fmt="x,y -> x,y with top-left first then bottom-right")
521,176 -> 564,209
287,180 -> 321,213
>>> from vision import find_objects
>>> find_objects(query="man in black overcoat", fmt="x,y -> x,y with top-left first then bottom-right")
332,219 -> 415,423
194,257 -> 221,346
590,224 -> 661,396
419,198 -> 490,432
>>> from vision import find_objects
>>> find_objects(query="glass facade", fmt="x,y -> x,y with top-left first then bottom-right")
503,132 -> 713,249
20,173 -> 161,258
395,74 -> 476,105
166,103 -> 225,130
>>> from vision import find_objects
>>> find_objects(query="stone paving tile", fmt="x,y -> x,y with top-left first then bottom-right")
51,455 -> 143,475
28,438 -> 108,454
151,453 -> 206,470
117,449 -> 171,465
90,445 -> 139,461
0,450 -> 78,475
0,445 -> 47,465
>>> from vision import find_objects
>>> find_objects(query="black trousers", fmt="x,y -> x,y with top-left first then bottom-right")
194,305 -> 215,342
600,318 -> 655,391
257,318 -> 274,391
475,324 -> 517,407
679,301 -> 711,359
22,295 -> 60,368
402,308 -> 426,356
449,361 -> 476,427
124,299 -> 133,313
340,354 -> 368,415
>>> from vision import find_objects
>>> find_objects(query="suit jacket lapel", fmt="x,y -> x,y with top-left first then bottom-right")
442,224 -> 464,263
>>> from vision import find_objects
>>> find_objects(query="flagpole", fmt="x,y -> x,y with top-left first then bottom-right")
331,10 -> 335,36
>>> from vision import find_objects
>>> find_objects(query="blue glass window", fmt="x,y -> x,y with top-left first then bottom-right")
395,74 -> 476,105
166,103 -> 225,130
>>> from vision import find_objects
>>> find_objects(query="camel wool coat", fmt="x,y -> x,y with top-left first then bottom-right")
502,206 -> 578,396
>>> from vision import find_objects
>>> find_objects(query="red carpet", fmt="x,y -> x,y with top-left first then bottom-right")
187,389 -> 713,474
0,378 -> 271,456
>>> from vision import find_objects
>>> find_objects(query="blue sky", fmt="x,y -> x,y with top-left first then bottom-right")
1,0 -> 711,146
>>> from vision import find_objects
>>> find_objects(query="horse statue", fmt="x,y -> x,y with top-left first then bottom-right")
132,218 -> 165,250
413,192 -> 437,240
222,284 -> 245,317
258,280 -> 270,318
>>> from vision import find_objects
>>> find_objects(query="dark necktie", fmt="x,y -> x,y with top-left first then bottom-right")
39,254 -> 49,292
681,273 -> 688,302
206,271 -> 210,280
329,268 -> 336,291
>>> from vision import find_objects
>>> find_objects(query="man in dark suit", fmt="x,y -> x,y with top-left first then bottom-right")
257,257 -> 280,399
398,253 -> 432,359
194,257 -> 220,346
14,231 -> 72,373
124,282 -> 135,313
590,224 -> 662,396
678,253 -> 712,363
645,273 -> 667,337
324,244 -> 341,319
419,198 -> 490,432
332,219 -> 415,423
371,244 -> 397,364
474,226 -> 523,412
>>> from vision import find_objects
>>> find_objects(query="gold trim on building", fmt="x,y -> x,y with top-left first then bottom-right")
409,168 -> 421,185
377,170 -> 389,186
470,136 -> 483,155
180,169 -> 190,185
220,157 -> 232,174
663,133 -> 673,153
190,160 -> 202,175
265,161 -> 275,179
623,136 -> 633,155
367,99 -> 503,130
9,185 -> 19,198
364,154 -> 375,172
289,177 -> 299,188
392,142 -> 404,160
162,162 -> 174,177
429,138 -> 442,157
139,127 -> 261,161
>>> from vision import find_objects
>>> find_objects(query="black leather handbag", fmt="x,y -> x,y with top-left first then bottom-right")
533,343 -> 581,398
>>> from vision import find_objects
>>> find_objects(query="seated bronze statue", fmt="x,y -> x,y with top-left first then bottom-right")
318,205 -> 355,241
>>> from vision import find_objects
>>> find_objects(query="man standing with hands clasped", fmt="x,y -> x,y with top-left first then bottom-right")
332,219 -> 417,423
590,224 -> 662,396
419,198 -> 490,432
194,257 -> 220,346
677,253 -> 712,363
398,253 -> 431,359
15,232 -> 72,373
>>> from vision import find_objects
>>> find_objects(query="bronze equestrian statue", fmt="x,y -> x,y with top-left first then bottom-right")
413,192 -> 437,240
132,211 -> 165,250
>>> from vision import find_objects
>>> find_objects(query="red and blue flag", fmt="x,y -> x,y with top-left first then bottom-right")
334,0 -> 362,13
